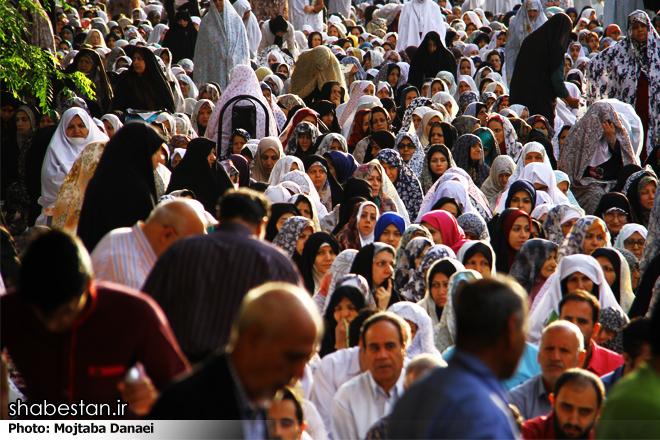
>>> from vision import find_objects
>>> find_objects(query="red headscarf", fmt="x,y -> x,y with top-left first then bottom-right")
420,209 -> 467,253
487,114 -> 507,155
283,108 -> 319,145
347,109 -> 371,151
605,24 -> 621,39
503,209 -> 532,267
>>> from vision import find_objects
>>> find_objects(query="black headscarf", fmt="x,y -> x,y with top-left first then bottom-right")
625,170 -> 657,226
509,13 -> 573,127
611,164 -> 642,193
438,122 -> 458,150
364,130 -> 396,163
318,81 -> 345,104
408,31 -> 457,90
308,31 -> 323,48
349,243 -> 405,305
319,285 -> 367,357
269,15 -> 288,47
593,192 -> 632,220
167,138 -> 234,214
505,179 -> 537,209
64,49 -> 113,115
162,10 -> 198,63
77,122 -> 163,251
425,144 -> 453,184
303,154 -> 344,208
332,196 -> 367,236
301,232 -> 340,294
629,254 -> 660,318
313,100 -> 341,133
591,248 -> 623,304
25,126 -> 57,226
265,203 -> 301,241
112,46 -> 176,113
452,133 -> 491,187
431,197 -> 463,216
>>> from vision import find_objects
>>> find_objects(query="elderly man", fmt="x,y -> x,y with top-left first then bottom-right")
509,320 -> 587,420
331,312 -> 410,440
148,282 -> 322,438
91,199 -> 208,290
389,277 -> 528,439
522,369 -> 605,439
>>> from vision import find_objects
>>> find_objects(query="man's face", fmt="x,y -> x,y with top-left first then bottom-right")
363,320 -> 405,388
560,301 -> 597,348
538,328 -> 583,384
267,399 -> 304,440
552,384 -> 601,439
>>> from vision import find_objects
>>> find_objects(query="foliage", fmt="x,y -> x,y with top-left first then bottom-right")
0,0 -> 94,110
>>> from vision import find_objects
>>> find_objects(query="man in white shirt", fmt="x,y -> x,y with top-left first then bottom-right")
330,312 -> 409,440
91,199 -> 207,290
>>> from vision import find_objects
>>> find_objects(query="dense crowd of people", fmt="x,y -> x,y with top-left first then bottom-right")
1,0 -> 660,438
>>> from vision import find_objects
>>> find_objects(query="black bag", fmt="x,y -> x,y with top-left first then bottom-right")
217,95 -> 271,149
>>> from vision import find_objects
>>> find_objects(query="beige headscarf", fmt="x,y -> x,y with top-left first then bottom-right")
289,45 -> 347,101
252,137 -> 285,183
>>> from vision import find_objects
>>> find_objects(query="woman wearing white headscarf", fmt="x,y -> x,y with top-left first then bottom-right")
232,0 -> 262,58
389,302 -> 441,358
148,23 -> 168,45
396,0 -> 447,52
527,254 -> 627,344
38,108 -> 109,225
434,269 -> 482,352
193,0 -> 250,90
518,162 -> 570,205
505,0 -> 548,83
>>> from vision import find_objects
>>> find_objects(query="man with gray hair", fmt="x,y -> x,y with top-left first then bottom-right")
149,282 -> 323,437
509,320 -> 587,421
389,276 -> 528,439
91,198 -> 208,290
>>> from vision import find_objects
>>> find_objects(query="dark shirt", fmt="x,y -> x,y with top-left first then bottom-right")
142,222 -> 301,363
1,281 -> 189,418
600,364 -> 625,394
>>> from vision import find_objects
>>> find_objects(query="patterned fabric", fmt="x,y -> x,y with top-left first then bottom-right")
281,170 -> 329,217
388,302 -> 441,358
51,142 -> 106,234
316,133 -> 348,156
375,149 -> 424,220
193,0 -> 250,90
543,204 -> 584,246
452,134 -> 491,187
557,216 -> 611,260
268,156 -> 304,186
394,131 -> 425,178
586,10 -> 660,154
456,92 -> 479,116
489,115 -> 524,162
557,102 -> 639,214
272,216 -> 313,258
353,161 -> 410,224
639,181 -> 660,274
399,97 -> 432,136
418,180 -> 476,222
394,236 -> 434,292
505,0 -> 547,83
419,168 -> 492,221
509,239 -> 558,294
312,249 -> 359,310
553,170 -> 580,206
285,121 -> 320,155
481,155 -> 516,210
401,245 -> 457,301
420,144 -> 457,194
434,270 -> 482,352
452,116 -> 480,137
598,307 -> 627,354
457,212 -> 489,240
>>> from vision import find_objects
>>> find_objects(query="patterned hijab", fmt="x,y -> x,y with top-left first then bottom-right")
435,269 -> 483,352
509,239 -> 558,294
420,143 -> 457,194
557,216 -> 611,260
457,212 -> 489,240
394,131 -> 425,177
272,216 -> 314,258
452,133 -> 491,187
375,149 -> 424,220
388,302 -> 441,358
401,244 -> 457,301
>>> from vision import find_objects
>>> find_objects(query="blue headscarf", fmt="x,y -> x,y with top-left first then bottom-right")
505,179 -> 537,208
374,212 -> 406,242
324,150 -> 358,185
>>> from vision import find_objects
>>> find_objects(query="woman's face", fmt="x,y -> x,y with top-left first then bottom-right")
595,256 -> 617,287
440,202 -> 458,218
430,272 -> 450,307
458,81 -> 471,96
276,212 -> 295,230
315,244 -> 337,275
602,210 -> 627,235
421,221 -> 443,245
524,151 -> 544,165
59,41 -> 70,52
429,127 -> 444,146
159,52 -> 170,66
151,146 -> 166,170
430,82 -> 443,98
464,251 -> 491,277
296,200 -> 312,219
372,250 -> 395,287
328,26 -> 339,37
565,271 -> 594,294
624,231 -> 646,260
268,54 -> 278,68
207,149 -> 217,167
558,128 -> 570,150
540,250 -> 558,279
262,87 -> 272,101
509,190 -> 533,214
367,168 -> 382,194
77,55 -> 94,74
371,111 -> 388,132
560,218 -> 577,238
588,35 -> 599,52
103,120 -> 115,138
494,85 -> 505,98
466,23 -> 477,35
277,65 -> 289,78
397,136 -> 416,162
381,162 -> 398,184
329,140 -> 342,152
421,84 -> 430,98
260,148 -> 279,175
430,151 -> 448,176
476,107 -> 488,126
307,164 -> 327,190
15,111 -> 31,134
376,87 -> 390,100
379,223 -> 402,248
362,113 -> 371,133
631,22 -> 648,43
570,44 -> 581,60
296,225 -> 314,256
405,90 -> 418,107
412,115 -> 422,131
497,33 -> 506,47
426,117 -> 441,136
460,60 -> 472,75
358,205 -> 378,236
298,132 -> 312,151
364,84 -> 375,96
330,85 -> 342,106
532,121 -> 547,135
232,135 -> 247,155
470,142 -> 483,162
498,171 -> 512,188
639,181 -> 657,210
40,114 -> 55,128
65,115 -> 89,138
90,32 -> 101,46
197,107 -> 212,127
583,223 -> 607,255
132,52 -> 146,74
557,181 -> 569,196
488,120 -> 504,145
508,216 -> 530,251
334,296 -> 358,324
321,113 -> 334,128
171,153 -> 183,167
564,58 -> 572,76
311,34 -> 322,47
631,266 -> 641,289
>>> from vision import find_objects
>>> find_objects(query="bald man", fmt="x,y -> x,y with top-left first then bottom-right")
149,282 -> 323,433
509,320 -> 586,421
91,199 -> 207,290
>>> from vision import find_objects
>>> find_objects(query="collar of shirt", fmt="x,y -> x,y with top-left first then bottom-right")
586,339 -> 623,376
366,368 -> 405,400
226,354 -> 264,415
451,349 -> 509,402
134,222 -> 157,266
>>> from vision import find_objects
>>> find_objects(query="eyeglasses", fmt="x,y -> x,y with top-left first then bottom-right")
397,143 -> 415,150
603,212 -> 627,222
624,239 -> 645,248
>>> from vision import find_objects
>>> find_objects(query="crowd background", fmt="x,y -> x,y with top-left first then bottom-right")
1,0 -> 660,438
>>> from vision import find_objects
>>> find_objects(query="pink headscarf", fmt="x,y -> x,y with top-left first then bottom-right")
420,210 -> 468,253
